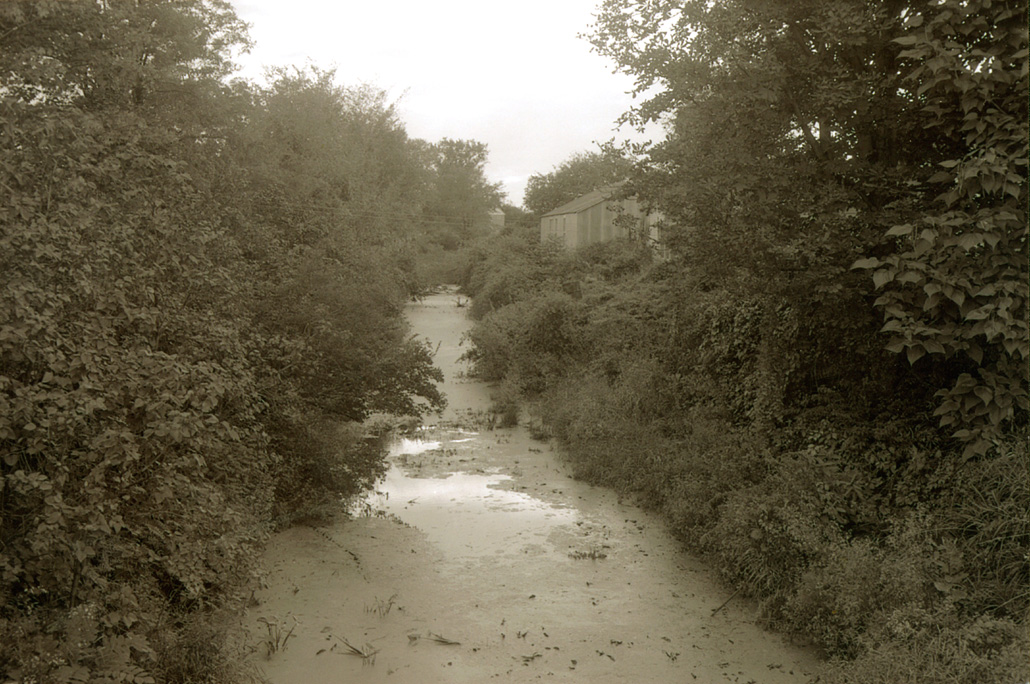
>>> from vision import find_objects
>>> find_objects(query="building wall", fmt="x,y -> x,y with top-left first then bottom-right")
541,214 -> 576,249
541,197 -> 662,251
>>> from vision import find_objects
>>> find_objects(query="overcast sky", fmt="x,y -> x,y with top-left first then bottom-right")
229,0 -> 659,208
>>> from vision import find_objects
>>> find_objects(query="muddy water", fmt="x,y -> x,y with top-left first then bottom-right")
249,289 -> 822,683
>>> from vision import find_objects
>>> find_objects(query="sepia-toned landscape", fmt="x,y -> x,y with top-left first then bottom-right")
1,2 -> 1026,683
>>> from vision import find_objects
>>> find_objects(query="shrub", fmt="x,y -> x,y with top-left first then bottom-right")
489,377 -> 522,428
824,605 -> 1028,684
151,607 -> 260,684
0,7 -> 449,681
943,439 -> 1029,618
703,468 -> 845,611
784,515 -> 942,658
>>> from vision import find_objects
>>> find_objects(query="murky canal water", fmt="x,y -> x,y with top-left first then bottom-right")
248,289 -> 821,683
364,432 -> 578,561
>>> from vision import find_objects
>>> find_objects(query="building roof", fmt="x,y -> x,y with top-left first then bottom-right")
541,187 -> 619,218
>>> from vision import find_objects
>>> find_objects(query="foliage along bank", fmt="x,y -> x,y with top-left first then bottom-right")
0,1 -> 514,681
461,1 -> 1027,682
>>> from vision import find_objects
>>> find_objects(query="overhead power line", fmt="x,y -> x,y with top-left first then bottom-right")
245,197 -> 501,228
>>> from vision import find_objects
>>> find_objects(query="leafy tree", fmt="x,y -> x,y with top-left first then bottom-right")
499,202 -> 538,238
0,0 -> 249,111
588,0 -> 1027,452
523,146 -> 635,216
853,1 -> 1028,456
421,138 -> 504,247
449,3 -> 1029,681
587,1 -> 916,431
245,67 -> 431,246
1,4 -> 266,681
459,2 -> 1028,681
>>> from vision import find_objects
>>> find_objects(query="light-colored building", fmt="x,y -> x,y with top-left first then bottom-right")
487,208 -> 505,232
473,208 -> 506,233
539,187 -> 663,249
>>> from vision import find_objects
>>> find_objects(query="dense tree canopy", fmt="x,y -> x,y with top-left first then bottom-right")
589,0 -> 1027,456
420,138 -> 504,248
522,147 -> 634,216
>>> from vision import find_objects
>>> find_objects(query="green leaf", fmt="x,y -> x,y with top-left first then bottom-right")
885,339 -> 907,354
872,269 -> 896,289
966,344 -> 984,365
957,234 -> 982,251
964,305 -> 992,321
885,224 -> 914,237
973,386 -> 993,405
906,345 -> 926,365
975,284 -> 997,297
850,257 -> 881,270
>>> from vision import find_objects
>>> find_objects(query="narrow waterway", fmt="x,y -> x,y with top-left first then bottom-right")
248,288 -> 822,683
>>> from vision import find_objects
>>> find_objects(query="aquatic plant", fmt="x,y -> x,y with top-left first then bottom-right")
256,615 -> 297,657
364,594 -> 398,618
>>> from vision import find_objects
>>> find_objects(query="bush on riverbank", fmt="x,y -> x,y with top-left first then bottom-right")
0,3 -> 446,681
460,229 -> 1028,682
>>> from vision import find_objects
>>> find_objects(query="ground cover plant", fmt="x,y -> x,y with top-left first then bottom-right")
461,1 -> 1028,680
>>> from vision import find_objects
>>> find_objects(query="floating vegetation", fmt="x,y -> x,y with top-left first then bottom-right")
338,637 -> 379,666
569,547 -> 608,560
405,631 -> 460,646
426,632 -> 461,645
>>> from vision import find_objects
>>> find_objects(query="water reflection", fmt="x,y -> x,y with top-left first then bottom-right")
359,430 -> 577,560
391,437 -> 443,455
